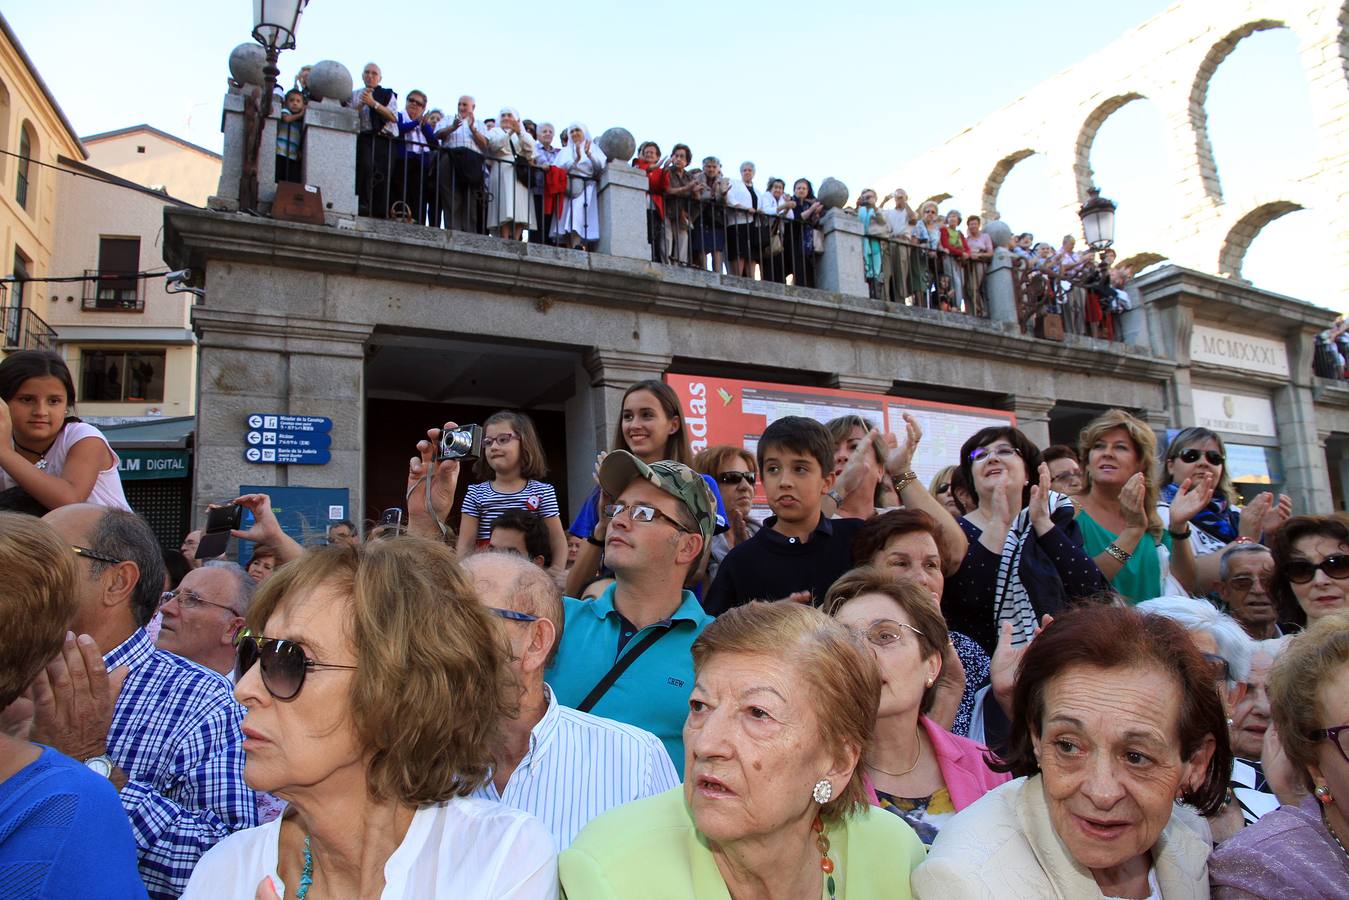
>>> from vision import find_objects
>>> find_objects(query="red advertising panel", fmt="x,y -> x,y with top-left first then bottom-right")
664,374 -> 1016,489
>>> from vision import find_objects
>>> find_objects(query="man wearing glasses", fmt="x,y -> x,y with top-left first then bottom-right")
1218,543 -> 1283,640
546,451 -> 717,777
155,563 -> 254,676
38,504 -> 254,900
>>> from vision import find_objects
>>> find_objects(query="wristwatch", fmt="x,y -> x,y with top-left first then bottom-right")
84,754 -> 114,779
826,488 -> 844,506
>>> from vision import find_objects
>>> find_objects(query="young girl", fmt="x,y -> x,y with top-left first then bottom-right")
456,410 -> 568,580
563,379 -> 728,599
0,350 -> 130,513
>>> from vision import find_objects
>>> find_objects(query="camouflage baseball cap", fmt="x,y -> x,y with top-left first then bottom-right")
597,451 -> 716,547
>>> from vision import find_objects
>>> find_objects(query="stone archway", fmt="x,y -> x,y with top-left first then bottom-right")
1217,200 -> 1304,278
1074,94 -> 1145,203
981,149 -> 1036,220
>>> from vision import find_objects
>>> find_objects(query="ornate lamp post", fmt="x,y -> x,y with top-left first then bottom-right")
1078,185 -> 1117,252
240,0 -> 308,211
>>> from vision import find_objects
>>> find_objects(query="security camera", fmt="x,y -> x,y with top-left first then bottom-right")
165,269 -> 192,284
165,269 -> 205,298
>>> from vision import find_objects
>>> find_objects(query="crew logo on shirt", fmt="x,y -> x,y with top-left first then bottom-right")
527,495 -> 541,511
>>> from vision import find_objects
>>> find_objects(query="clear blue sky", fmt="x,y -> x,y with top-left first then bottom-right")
6,0 -> 1330,307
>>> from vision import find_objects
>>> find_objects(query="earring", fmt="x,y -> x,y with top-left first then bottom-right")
925,677 -> 934,688
812,779 -> 833,805
1225,718 -> 1234,728
1315,785 -> 1334,805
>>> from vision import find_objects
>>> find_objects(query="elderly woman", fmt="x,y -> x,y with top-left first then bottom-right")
1076,409 -> 1205,603
852,509 -> 991,738
944,425 -> 1106,654
1209,613 -> 1349,896
182,538 -> 556,899
246,545 -> 278,585
0,513 -> 145,896
485,108 -> 537,241
551,123 -> 606,249
1266,513 -> 1349,630
913,604 -> 1230,899
724,161 -> 759,278
693,444 -> 761,583
929,465 -> 966,518
827,569 -> 1010,844
560,601 -> 924,897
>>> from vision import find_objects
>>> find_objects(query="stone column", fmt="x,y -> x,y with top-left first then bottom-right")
1276,328 -> 1333,514
570,349 -> 673,507
596,163 -> 652,260
816,210 -> 867,298
1005,396 -> 1055,449
302,99 -> 360,220
191,307 -> 373,527
830,373 -> 894,395
985,250 -> 1017,326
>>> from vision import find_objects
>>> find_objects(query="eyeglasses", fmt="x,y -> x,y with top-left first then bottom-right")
234,630 -> 358,701
935,483 -> 951,495
71,545 -> 123,565
716,471 -> 756,487
854,619 -> 925,649
1281,554 -> 1349,584
487,607 -> 538,623
969,445 -> 1021,465
602,502 -> 693,534
1050,470 -> 1083,485
481,433 -> 518,448
161,589 -> 240,616
1225,574 -> 1263,594
1200,652 -> 1231,684
407,98 -> 425,106
1311,724 -> 1349,764
1177,448 -> 1225,466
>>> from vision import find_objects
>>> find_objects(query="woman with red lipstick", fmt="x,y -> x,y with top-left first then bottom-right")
1266,513 -> 1349,630
913,604 -> 1230,899
560,601 -> 924,898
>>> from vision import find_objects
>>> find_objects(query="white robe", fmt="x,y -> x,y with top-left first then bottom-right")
552,126 -> 607,241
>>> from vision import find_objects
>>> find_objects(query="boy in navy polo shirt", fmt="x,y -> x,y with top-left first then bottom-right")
703,416 -> 865,615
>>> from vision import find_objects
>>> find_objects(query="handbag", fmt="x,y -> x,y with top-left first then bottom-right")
446,146 -> 485,187
509,134 -> 533,188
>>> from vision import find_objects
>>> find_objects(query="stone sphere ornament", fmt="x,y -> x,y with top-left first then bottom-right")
228,43 -> 268,86
817,178 -> 849,210
307,60 -> 353,103
985,219 -> 1013,250
597,127 -> 636,164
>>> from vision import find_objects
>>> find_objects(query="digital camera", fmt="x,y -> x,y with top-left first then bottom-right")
437,424 -> 483,461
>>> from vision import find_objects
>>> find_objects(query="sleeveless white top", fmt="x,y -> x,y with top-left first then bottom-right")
2,420 -> 132,511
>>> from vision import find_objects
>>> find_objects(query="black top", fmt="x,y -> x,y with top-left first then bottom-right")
702,515 -> 864,616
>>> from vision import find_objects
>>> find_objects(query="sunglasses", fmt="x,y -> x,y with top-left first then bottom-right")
71,545 -> 123,565
1312,723 -> 1349,764
487,607 -> 538,623
1281,555 -> 1349,584
716,471 -> 756,487
1177,448 -> 1224,466
935,483 -> 951,495
234,630 -> 357,701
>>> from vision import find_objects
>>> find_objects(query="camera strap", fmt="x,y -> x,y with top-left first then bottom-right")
576,626 -> 670,713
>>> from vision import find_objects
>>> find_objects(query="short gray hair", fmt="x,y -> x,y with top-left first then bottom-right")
1136,596 -> 1253,686
203,561 -> 257,616
1218,543 -> 1272,581
89,510 -> 166,628
462,553 -> 563,664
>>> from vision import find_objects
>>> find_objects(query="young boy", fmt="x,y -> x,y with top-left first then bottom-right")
702,416 -> 864,615
276,89 -> 305,184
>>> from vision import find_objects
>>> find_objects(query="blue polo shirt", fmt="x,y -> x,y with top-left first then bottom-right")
546,583 -> 712,777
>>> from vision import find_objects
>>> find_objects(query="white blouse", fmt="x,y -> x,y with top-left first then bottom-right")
181,796 -> 558,899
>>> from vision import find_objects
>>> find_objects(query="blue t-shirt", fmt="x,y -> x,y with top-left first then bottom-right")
0,745 -> 147,899
546,583 -> 713,777
568,475 -> 729,538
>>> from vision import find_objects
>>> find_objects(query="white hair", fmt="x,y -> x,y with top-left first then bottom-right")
203,560 -> 257,615
1136,596 -> 1253,686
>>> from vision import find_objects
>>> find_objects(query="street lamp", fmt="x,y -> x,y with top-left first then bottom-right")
1078,185 -> 1117,251
240,0 -> 308,211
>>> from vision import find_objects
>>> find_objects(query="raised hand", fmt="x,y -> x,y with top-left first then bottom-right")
881,413 -> 923,476
834,432 -> 876,501
1261,493 -> 1293,536
1119,472 -> 1149,531
1238,491 -> 1272,541
407,422 -> 462,532
990,616 -> 1053,714
1169,473 -> 1216,527
30,632 -> 127,762
1028,462 -> 1053,533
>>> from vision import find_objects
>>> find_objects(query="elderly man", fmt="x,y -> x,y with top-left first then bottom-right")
463,552 -> 678,847
434,94 -> 490,233
38,504 -> 254,899
156,562 -> 254,676
180,528 -> 203,568
1218,543 -> 1281,639
350,61 -> 398,218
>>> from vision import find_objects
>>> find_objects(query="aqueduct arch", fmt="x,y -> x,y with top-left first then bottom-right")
1218,201 -> 1306,280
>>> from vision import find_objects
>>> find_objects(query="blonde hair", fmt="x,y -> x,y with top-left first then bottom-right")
1078,409 -> 1164,540
691,601 -> 879,822
247,537 -> 512,804
0,513 -> 79,708
1267,612 -> 1349,792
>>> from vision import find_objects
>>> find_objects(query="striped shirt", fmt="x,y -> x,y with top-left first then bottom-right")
471,685 -> 679,848
463,479 -> 560,541
104,629 -> 256,899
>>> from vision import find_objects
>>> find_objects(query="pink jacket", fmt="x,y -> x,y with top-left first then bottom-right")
864,716 -> 1010,812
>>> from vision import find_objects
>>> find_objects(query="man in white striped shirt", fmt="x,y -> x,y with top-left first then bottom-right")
464,552 -> 679,848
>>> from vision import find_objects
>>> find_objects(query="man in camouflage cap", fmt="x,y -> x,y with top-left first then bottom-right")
546,450 -> 716,775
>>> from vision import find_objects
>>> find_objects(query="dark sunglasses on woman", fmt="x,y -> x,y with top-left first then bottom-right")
1177,448 -> 1224,466
234,629 -> 358,701
716,471 -> 756,487
1281,554 -> 1349,584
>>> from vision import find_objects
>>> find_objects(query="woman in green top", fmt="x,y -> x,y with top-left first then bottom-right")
560,601 -> 924,899
1074,409 -> 1209,603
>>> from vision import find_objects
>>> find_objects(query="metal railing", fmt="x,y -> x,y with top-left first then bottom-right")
859,232 -> 992,316
655,191 -> 824,285
2,306 -> 57,352
1012,256 -> 1128,341
82,269 -> 145,311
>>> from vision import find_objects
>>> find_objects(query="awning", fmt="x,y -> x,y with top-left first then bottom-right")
98,416 -> 195,449
54,327 -> 195,345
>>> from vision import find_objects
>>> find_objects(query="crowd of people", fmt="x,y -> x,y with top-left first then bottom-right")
268,62 -> 1135,337
3,343 -> 1349,898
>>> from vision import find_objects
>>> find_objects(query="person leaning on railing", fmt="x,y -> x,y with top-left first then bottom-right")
785,179 -> 824,288
391,90 -> 436,225
689,157 -> 732,273
879,189 -> 919,304
853,189 -> 892,300
912,201 -> 943,307
485,108 -> 537,241
350,62 -> 399,219
662,144 -> 699,266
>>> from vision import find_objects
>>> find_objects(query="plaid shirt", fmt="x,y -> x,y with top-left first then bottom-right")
105,629 -> 256,899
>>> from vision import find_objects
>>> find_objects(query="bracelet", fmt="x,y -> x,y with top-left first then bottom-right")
586,535 -> 604,547
1105,543 -> 1132,564
892,471 -> 918,493
1169,525 -> 1192,540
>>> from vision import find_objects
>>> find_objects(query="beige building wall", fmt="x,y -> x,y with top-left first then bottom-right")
83,127 -> 221,208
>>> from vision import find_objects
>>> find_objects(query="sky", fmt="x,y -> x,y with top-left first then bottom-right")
5,0 -> 1333,308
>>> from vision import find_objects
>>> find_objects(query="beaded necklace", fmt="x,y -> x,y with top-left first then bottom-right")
812,815 -> 837,900
295,835 -> 314,899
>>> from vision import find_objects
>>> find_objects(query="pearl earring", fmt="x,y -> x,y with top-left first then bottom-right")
812,779 -> 833,805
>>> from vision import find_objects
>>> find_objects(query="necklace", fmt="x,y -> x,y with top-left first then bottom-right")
864,724 -> 923,778
11,437 -> 55,471
296,835 -> 314,899
1325,807 -> 1349,861
812,815 -> 837,900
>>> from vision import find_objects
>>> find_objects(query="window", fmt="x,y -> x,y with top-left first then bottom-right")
16,124 -> 32,209
94,237 -> 141,308
4,251 -> 28,348
0,79 -> 10,183
80,349 -> 166,403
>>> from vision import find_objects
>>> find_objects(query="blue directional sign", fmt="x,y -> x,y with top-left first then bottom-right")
243,413 -> 334,465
